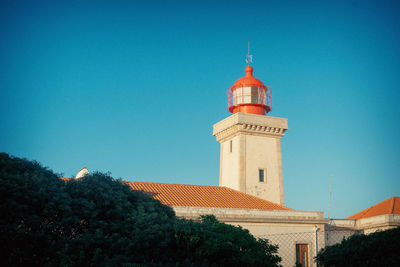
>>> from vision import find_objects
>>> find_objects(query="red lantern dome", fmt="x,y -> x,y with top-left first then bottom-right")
227,65 -> 272,115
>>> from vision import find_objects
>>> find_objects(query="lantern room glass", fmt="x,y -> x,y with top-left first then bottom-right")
232,86 -> 267,106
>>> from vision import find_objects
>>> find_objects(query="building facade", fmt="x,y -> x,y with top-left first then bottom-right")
69,63 -> 399,267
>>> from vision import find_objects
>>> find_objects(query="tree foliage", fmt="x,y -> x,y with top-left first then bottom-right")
0,153 -> 281,266
172,215 -> 281,266
0,152 -> 69,266
316,227 -> 400,267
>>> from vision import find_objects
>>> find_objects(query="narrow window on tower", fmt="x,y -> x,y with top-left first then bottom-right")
259,169 -> 264,182
230,140 -> 233,153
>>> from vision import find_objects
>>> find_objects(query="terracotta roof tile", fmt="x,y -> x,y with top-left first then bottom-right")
60,178 -> 292,211
347,197 -> 400,219
124,181 -> 292,211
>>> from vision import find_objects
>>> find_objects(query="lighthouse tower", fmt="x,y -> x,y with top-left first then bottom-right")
213,61 -> 288,205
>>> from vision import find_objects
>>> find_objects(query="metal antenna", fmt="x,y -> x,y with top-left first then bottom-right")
246,40 -> 253,64
328,175 -> 333,222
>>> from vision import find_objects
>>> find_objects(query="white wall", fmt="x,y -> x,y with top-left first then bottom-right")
174,206 -> 325,267
220,135 -> 240,190
214,113 -> 288,205
245,135 -> 283,205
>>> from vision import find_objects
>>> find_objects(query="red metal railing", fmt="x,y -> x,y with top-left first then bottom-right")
227,88 -> 233,112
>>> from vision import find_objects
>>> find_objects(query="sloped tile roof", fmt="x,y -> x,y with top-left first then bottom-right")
347,196 -> 400,219
125,181 -> 292,211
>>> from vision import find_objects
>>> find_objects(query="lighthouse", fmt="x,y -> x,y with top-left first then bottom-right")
213,60 -> 288,205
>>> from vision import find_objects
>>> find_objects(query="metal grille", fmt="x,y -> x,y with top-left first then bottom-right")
259,229 -> 358,267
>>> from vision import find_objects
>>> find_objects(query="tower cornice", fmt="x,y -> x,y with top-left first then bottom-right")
213,113 -> 288,143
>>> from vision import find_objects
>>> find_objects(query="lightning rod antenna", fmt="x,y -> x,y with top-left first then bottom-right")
246,40 -> 253,65
328,175 -> 333,222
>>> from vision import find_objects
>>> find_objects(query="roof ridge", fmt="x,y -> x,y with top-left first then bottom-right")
126,180 -> 221,188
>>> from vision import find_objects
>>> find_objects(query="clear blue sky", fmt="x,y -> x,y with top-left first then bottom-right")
1,0 -> 399,219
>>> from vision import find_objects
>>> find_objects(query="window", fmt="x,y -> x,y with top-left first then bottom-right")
259,169 -> 267,183
251,86 -> 259,103
230,140 -> 232,153
259,169 -> 264,182
232,86 -> 268,106
296,244 -> 309,267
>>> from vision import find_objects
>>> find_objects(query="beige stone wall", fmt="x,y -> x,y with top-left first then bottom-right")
173,206 -> 325,267
173,206 -> 398,265
219,135 -> 241,191
324,216 -> 400,245
356,214 -> 400,234
244,134 -> 283,205
363,225 -> 398,234
174,205 -> 399,266
213,113 -> 288,205
235,222 -> 323,267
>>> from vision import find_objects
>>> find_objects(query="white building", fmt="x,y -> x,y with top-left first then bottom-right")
72,64 -> 400,267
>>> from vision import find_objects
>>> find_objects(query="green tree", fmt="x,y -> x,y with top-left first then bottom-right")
0,152 -> 72,266
60,172 -> 176,266
316,227 -> 400,267
0,153 -> 176,266
1,153 -> 281,266
172,215 -> 281,266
